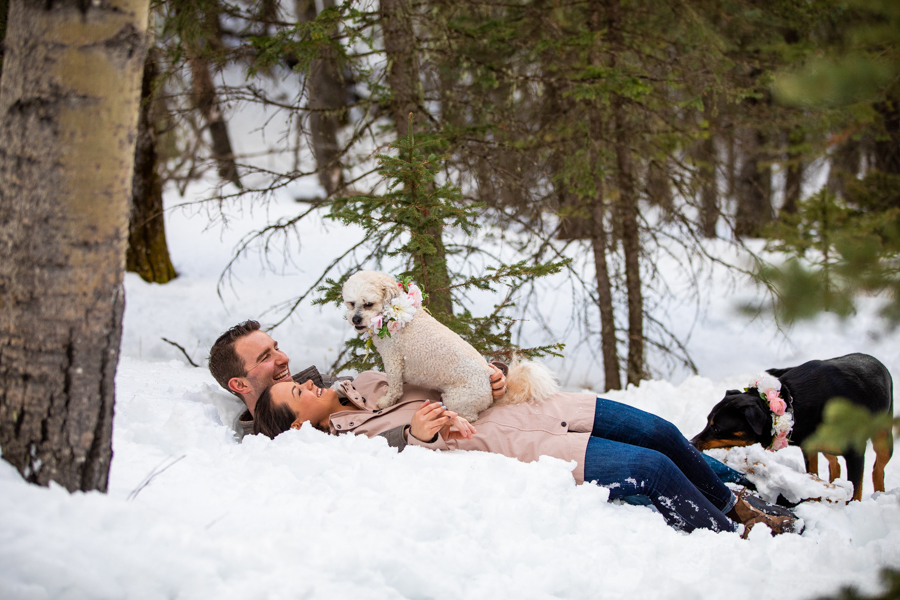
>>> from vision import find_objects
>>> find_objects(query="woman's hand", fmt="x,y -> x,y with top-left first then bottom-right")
489,364 -> 507,400
441,415 -> 476,441
409,400 -> 453,442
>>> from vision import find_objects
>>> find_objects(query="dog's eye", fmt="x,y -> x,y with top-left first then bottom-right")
347,302 -> 355,308
364,302 -> 374,309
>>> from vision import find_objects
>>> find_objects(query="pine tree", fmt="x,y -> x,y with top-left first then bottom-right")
317,118 -> 568,372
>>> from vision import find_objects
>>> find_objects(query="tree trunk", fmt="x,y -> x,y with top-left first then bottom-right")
0,0 -> 149,492
607,0 -> 643,386
646,158 -> 673,215
297,0 -> 346,197
782,127 -> 804,215
126,49 -> 177,284
874,93 -> 900,175
825,137 -> 860,199
735,129 -> 773,237
181,3 -> 241,189
188,54 -> 242,188
586,0 -> 621,391
380,0 -> 452,318
698,99 -> 719,237
0,0 -> 8,81
380,0 -> 423,137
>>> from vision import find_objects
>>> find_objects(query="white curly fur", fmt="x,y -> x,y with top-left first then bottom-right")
341,270 -> 559,421
495,358 -> 559,406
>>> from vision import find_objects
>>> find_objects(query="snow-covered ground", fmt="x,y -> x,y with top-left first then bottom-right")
2,178 -> 900,599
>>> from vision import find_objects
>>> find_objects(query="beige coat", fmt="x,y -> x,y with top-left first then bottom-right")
328,371 -> 597,483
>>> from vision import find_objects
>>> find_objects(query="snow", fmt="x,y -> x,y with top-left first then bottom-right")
2,182 -> 900,599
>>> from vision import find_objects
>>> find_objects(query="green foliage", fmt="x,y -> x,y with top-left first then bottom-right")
315,120 -> 568,373
803,398 -> 896,455
813,569 -> 900,600
755,185 -> 900,323
773,0 -> 900,107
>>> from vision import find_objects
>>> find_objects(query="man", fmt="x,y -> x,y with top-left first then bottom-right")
208,320 -> 507,438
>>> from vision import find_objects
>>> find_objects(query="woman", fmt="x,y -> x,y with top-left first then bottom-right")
253,371 -> 798,536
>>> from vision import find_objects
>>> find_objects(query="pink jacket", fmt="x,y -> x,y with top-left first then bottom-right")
328,371 -> 597,483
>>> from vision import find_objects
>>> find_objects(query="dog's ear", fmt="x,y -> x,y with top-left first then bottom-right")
382,277 -> 402,302
740,402 -> 770,437
725,389 -> 742,397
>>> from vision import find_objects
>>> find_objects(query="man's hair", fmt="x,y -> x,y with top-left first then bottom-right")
252,386 -> 296,439
208,320 -> 261,395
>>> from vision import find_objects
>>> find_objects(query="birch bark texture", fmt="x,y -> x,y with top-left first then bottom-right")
0,0 -> 149,492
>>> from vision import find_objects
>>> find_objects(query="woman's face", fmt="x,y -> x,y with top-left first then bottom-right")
271,379 -> 340,429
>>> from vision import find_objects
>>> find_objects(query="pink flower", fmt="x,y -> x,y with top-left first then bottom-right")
370,314 -> 383,332
766,389 -> 786,416
407,284 -> 423,308
770,432 -> 789,451
387,320 -> 401,335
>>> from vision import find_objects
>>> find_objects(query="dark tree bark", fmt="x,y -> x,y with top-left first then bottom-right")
605,0 -> 644,385
782,128 -> 804,215
698,99 -> 719,238
189,55 -> 242,188
874,92 -> 900,175
0,0 -> 149,492
380,0 -> 452,318
127,50 -> 177,284
0,0 -> 8,81
735,129 -> 773,238
586,0 -> 621,391
380,0 -> 423,137
181,3 -> 241,189
646,158 -> 673,215
826,137 -> 860,199
297,0 -> 346,197
606,0 -> 643,387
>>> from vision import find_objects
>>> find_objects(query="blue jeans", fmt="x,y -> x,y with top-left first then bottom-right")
583,398 -> 738,533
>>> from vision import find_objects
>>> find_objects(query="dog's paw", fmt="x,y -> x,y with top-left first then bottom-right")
376,395 -> 399,410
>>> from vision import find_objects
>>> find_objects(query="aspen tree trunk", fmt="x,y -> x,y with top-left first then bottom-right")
606,0 -> 644,386
0,0 -> 149,492
380,0 -> 453,318
126,49 -> 177,284
297,0 -> 346,197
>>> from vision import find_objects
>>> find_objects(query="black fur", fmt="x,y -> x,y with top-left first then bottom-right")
691,353 -> 894,500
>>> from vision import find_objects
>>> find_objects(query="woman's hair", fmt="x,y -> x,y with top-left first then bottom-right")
252,386 -> 296,439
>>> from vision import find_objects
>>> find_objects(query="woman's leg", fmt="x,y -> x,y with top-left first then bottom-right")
592,397 -> 736,514
584,436 -> 736,533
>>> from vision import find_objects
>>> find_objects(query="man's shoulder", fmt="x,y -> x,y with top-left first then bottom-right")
292,365 -> 353,388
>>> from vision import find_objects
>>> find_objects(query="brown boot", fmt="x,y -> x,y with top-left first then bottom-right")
727,490 -> 800,539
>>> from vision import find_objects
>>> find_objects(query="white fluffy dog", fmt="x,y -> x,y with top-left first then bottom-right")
341,270 -> 558,421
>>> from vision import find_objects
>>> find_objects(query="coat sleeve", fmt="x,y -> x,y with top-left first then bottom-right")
377,425 -> 410,451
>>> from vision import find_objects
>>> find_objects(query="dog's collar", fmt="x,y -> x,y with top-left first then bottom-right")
362,279 -> 424,356
747,373 -> 795,451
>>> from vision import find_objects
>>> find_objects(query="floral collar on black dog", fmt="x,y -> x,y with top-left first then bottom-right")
748,373 -> 794,451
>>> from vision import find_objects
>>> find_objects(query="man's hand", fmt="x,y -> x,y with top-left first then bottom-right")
409,400 -> 453,442
490,364 -> 507,400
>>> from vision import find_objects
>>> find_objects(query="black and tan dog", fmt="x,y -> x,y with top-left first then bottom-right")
691,353 -> 894,501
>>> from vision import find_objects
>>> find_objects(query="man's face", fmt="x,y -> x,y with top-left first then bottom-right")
230,331 -> 292,411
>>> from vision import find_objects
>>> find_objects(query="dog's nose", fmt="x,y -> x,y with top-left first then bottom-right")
352,314 -> 362,325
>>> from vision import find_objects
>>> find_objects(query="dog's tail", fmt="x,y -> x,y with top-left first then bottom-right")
496,358 -> 559,406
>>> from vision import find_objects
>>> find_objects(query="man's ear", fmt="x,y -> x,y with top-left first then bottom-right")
228,376 -> 251,395
290,420 -> 303,431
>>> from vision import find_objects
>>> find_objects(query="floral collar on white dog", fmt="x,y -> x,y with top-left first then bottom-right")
748,373 -> 794,451
365,277 -> 424,341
